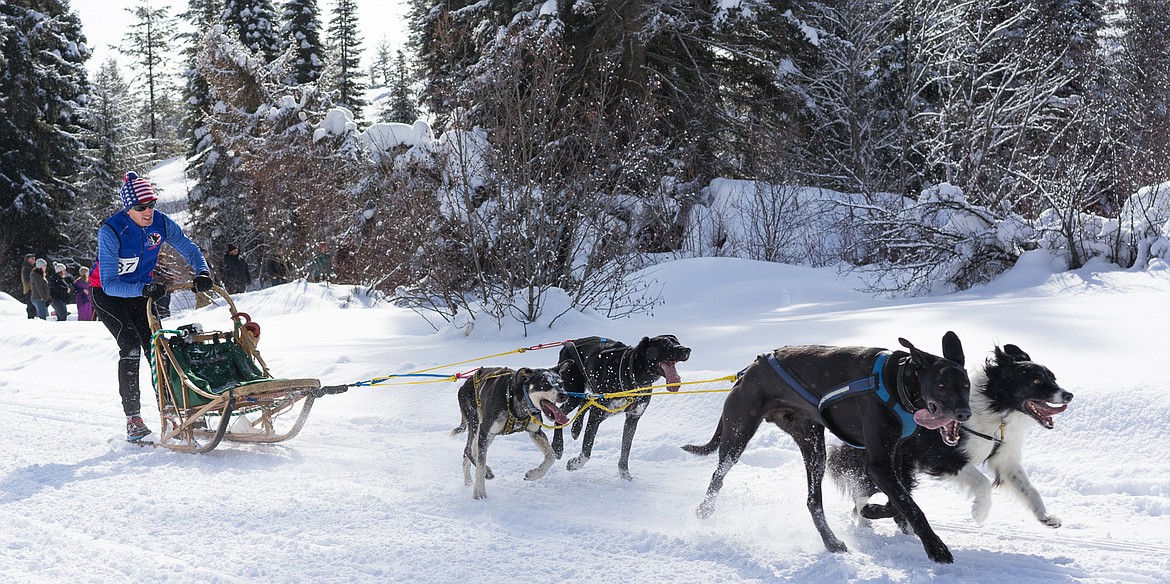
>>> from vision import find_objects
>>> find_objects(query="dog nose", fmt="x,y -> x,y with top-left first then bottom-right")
953,407 -> 971,422
1062,391 -> 1074,403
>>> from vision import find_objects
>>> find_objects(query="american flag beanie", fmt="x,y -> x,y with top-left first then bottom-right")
120,171 -> 158,210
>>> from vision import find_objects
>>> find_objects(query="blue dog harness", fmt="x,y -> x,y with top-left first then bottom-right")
764,351 -> 918,448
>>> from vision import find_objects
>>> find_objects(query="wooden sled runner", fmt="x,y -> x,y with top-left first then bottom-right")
146,282 -> 347,453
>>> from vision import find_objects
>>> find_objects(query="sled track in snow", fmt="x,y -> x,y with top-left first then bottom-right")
935,520 -> 1170,556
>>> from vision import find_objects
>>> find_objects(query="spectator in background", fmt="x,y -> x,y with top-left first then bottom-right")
74,266 -> 95,321
48,262 -> 72,321
221,243 -> 250,294
20,253 -> 37,319
307,241 -> 332,283
262,246 -> 291,288
29,259 -> 50,319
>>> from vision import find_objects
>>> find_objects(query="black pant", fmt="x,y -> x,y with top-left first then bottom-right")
92,287 -> 153,417
23,291 -> 35,319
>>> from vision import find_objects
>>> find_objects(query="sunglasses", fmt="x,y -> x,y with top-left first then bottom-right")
130,201 -> 157,212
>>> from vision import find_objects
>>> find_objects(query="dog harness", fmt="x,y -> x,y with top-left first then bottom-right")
473,371 -> 539,435
764,351 -> 918,448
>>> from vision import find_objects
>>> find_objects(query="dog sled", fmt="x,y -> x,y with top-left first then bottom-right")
144,282 -> 346,453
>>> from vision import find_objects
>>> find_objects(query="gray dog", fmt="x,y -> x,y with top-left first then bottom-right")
453,367 -> 570,499
684,332 -> 971,563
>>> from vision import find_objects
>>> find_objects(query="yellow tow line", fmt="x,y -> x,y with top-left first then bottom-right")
528,374 -> 739,430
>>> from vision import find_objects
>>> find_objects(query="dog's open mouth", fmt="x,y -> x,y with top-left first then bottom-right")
659,361 -> 682,392
659,360 -> 683,393
540,400 -> 570,425
1024,399 -> 1068,429
913,409 -> 962,446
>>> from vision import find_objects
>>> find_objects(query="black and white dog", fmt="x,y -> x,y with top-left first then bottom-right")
553,335 -> 691,480
829,344 -> 1073,530
683,333 -> 971,563
453,367 -> 570,499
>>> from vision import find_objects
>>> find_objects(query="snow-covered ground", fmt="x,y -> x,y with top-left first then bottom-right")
1,252 -> 1167,583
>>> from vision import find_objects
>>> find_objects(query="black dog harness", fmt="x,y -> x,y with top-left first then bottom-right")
474,371 -> 539,435
764,351 -> 918,448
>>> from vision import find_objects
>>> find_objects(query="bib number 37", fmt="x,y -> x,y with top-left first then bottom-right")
118,257 -> 140,275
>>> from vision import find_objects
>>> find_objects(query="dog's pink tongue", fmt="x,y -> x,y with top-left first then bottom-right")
660,362 -> 681,391
913,408 -> 951,430
541,400 -> 570,425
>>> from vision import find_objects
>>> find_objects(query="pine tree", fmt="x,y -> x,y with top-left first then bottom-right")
380,49 -> 417,123
326,0 -> 366,120
0,0 -> 91,264
281,0 -> 325,86
178,0 -> 221,153
189,27 -> 271,256
1117,0 -> 1170,189
798,0 -> 905,196
180,0 -> 228,258
80,58 -> 150,193
119,1 -> 179,161
68,61 -> 140,259
222,0 -> 282,62
370,38 -> 393,87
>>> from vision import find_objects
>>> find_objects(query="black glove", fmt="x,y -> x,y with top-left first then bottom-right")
142,282 -> 167,301
193,271 -> 213,292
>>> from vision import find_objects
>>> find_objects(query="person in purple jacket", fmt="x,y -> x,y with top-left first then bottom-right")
90,172 -> 214,441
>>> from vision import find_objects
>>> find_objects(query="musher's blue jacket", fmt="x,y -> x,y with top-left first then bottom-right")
89,210 -> 209,298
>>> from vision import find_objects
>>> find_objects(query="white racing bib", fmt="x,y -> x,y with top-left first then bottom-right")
117,257 -> 140,275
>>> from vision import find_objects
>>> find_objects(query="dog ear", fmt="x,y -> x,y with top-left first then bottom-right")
556,359 -> 577,378
999,344 -> 1030,362
515,367 -> 534,383
637,336 -> 658,362
898,338 -> 927,367
645,347 -> 661,362
941,331 -> 964,366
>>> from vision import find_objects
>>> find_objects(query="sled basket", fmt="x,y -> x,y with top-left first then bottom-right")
146,282 -> 326,453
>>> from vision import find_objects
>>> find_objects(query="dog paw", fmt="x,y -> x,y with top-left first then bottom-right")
854,514 -> 872,529
1040,514 -> 1061,528
618,469 -> 634,481
924,539 -> 954,564
823,537 -> 848,553
473,488 -> 487,500
696,498 -> 717,519
524,467 -> 549,481
971,498 -> 991,525
484,467 -> 495,480
566,455 -> 588,472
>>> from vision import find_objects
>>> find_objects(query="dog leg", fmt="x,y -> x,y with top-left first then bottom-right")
567,408 -> 606,472
616,408 -> 646,481
990,457 -> 1060,527
552,427 -> 564,459
828,444 -> 878,527
696,410 -> 763,519
792,424 -> 847,553
473,430 -> 496,499
865,448 -> 953,563
524,431 -> 557,481
462,419 -> 479,486
950,463 -> 993,525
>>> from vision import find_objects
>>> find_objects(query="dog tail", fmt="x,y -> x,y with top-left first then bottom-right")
681,420 -> 723,456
